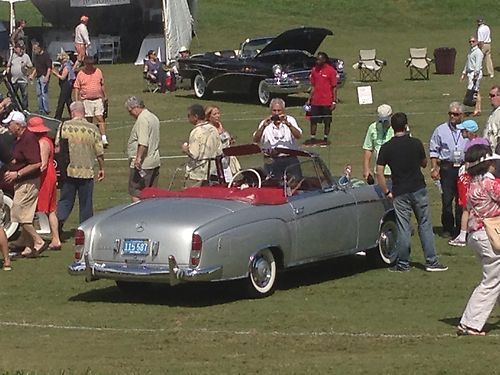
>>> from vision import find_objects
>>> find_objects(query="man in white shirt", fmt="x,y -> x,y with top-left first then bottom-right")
484,85 -> 500,150
74,15 -> 90,70
477,17 -> 494,78
253,98 -> 302,179
461,36 -> 484,116
7,43 -> 32,109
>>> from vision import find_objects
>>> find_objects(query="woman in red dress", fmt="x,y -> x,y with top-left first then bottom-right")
27,117 -> 61,249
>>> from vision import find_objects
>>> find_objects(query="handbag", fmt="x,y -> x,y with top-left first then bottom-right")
463,89 -> 478,107
482,216 -> 500,253
53,123 -> 70,189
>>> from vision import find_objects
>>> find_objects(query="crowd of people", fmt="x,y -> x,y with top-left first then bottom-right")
0,13 -> 499,337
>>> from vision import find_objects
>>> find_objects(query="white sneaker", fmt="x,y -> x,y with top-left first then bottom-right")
448,237 -> 466,247
491,74 -> 495,78
102,135 -> 109,148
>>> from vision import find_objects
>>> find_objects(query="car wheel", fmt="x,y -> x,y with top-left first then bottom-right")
367,218 -> 398,266
193,74 -> 210,99
247,248 -> 276,298
115,281 -> 151,295
1,194 -> 19,240
257,80 -> 271,105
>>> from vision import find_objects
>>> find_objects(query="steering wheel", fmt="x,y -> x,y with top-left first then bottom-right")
228,168 -> 262,188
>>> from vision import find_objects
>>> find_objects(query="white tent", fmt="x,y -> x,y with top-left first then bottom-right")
134,0 -> 193,65
0,0 -> 27,58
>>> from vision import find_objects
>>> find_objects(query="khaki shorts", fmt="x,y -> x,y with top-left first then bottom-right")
11,179 -> 40,224
128,167 -> 160,198
0,189 -> 4,228
83,98 -> 105,117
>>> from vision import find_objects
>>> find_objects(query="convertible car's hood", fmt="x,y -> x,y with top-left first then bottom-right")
256,27 -> 333,57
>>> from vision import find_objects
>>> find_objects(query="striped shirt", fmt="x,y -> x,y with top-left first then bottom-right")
74,67 -> 104,100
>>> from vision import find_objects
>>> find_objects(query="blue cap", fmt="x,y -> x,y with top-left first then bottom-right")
457,119 -> 479,132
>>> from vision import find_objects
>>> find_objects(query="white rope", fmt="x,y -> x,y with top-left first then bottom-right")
0,320 -> 489,339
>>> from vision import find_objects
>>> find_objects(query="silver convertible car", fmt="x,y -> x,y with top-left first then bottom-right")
68,145 -> 396,298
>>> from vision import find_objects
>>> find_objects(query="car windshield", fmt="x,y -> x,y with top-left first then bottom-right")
284,159 -> 332,197
240,37 -> 274,58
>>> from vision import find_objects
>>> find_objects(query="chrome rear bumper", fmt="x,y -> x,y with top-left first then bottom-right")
68,255 -> 223,285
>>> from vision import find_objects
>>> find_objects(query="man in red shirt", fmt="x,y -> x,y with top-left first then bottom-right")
73,56 -> 108,147
305,52 -> 337,146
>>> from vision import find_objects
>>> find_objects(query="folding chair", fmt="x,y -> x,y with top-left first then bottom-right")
405,48 -> 432,80
352,49 -> 386,81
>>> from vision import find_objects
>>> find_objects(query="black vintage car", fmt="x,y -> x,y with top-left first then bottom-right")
177,27 -> 345,105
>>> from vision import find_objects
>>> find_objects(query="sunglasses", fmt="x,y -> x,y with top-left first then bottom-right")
448,112 -> 462,116
469,40 -> 476,43
489,93 -> 499,98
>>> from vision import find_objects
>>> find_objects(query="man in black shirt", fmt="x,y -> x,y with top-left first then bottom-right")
376,112 -> 447,272
29,41 -> 52,115
0,134 -> 12,270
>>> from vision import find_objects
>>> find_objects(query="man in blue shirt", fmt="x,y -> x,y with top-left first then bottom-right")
429,102 -> 468,238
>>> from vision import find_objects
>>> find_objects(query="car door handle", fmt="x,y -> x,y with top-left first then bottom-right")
294,207 -> 304,215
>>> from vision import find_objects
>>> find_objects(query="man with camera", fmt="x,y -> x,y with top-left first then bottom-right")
253,98 -> 302,178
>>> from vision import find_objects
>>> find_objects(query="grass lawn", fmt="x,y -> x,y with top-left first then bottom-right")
1,1 -> 500,374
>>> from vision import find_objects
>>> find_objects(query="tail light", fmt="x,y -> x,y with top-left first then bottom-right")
74,229 -> 85,260
190,233 -> 202,266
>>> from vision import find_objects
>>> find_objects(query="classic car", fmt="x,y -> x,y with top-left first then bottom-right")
177,27 -> 346,105
0,73 -> 60,239
68,145 -> 397,298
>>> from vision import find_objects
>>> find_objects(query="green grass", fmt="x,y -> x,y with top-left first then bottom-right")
1,1 -> 500,374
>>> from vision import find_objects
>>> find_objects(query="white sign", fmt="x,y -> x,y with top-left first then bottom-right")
70,0 -> 130,7
357,86 -> 373,105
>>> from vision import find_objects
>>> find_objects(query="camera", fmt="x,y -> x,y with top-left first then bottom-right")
271,114 -> 280,122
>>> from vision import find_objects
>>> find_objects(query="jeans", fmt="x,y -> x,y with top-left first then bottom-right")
36,76 -> 49,115
55,80 -> 73,120
12,80 -> 28,109
440,162 -> 462,234
393,187 -> 438,268
57,177 -> 94,225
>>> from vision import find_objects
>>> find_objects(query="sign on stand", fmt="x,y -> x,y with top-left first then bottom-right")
357,86 -> 373,105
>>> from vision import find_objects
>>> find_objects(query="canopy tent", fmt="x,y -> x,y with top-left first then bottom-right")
134,0 -> 192,64
0,0 -> 27,59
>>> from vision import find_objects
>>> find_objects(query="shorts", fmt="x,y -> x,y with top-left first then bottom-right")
457,172 -> 471,208
128,167 -> 160,198
0,189 -> 4,228
83,98 -> 105,118
75,43 -> 86,61
310,105 -> 332,125
11,179 -> 39,224
467,71 -> 482,91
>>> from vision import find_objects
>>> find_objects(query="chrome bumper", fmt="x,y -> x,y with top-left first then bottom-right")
263,78 -> 310,94
68,255 -> 223,285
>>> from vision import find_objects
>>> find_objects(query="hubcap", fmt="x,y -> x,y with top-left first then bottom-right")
379,224 -> 397,263
258,81 -> 270,104
194,76 -> 206,97
252,256 -> 271,287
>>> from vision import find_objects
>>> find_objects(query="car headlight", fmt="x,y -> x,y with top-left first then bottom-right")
272,64 -> 283,78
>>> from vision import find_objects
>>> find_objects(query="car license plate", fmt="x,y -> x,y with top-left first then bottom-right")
122,239 -> 150,256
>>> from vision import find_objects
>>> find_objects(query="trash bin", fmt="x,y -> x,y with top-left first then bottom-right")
434,47 -> 457,74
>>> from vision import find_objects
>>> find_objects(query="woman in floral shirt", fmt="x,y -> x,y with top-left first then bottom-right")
458,144 -> 500,335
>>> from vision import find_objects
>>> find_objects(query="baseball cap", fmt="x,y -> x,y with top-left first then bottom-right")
2,111 -> 26,125
27,116 -> 50,133
457,119 -> 479,132
377,104 -> 392,122
179,46 -> 189,53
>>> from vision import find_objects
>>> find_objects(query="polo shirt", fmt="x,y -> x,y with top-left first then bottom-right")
127,109 -> 161,170
362,121 -> 394,175
10,129 -> 41,182
310,63 -> 337,106
74,67 -> 105,100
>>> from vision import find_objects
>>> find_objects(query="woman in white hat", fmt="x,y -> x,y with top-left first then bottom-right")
457,144 -> 500,335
